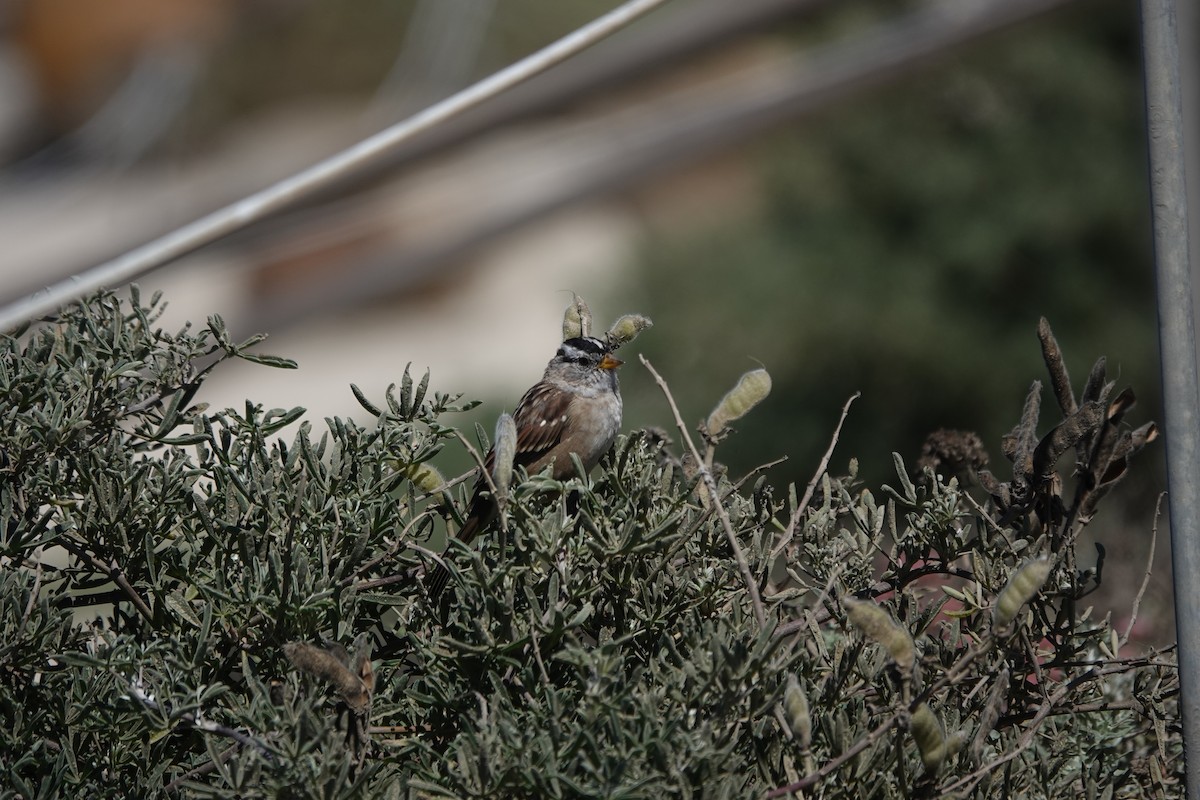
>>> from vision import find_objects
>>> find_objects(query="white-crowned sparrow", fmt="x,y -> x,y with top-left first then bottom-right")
427,335 -> 623,597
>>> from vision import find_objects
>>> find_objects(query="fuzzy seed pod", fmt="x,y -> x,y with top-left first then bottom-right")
844,598 -> 915,672
563,293 -> 591,340
406,463 -> 446,494
706,369 -> 772,436
992,557 -> 1053,631
783,674 -> 811,747
283,642 -> 371,713
605,314 -> 653,348
910,702 -> 947,774
492,412 -> 517,500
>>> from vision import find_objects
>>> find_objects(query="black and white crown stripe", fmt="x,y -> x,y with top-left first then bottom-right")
557,336 -> 610,362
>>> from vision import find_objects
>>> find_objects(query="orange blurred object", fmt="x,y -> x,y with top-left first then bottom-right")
12,0 -> 233,126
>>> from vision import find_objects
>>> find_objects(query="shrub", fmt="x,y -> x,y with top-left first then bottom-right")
0,291 -> 1180,798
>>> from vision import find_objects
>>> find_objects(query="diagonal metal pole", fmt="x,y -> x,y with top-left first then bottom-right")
0,0 -> 673,333
1139,0 -> 1199,793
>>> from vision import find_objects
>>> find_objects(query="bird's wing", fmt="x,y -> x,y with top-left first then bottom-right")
460,380 -> 573,512
509,380 -> 574,470
430,381 -> 575,596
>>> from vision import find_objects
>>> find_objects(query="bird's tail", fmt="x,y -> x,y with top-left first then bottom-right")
424,561 -> 453,600
424,494 -> 490,599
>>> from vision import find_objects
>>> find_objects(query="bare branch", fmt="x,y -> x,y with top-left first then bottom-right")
773,392 -> 859,561
640,355 -> 766,628
58,538 -> 155,624
1121,493 -> 1164,650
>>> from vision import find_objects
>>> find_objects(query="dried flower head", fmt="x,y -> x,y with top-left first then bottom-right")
283,641 -> 372,713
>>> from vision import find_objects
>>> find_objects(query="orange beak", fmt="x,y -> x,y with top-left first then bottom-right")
599,353 -> 623,370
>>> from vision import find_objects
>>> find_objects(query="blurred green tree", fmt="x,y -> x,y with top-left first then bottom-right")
632,1 -> 1156,497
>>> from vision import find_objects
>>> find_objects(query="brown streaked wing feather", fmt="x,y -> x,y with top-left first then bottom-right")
430,382 -> 578,597
453,381 -> 572,542
510,381 -> 574,469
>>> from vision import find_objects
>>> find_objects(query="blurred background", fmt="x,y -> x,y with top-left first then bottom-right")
0,0 -> 1190,640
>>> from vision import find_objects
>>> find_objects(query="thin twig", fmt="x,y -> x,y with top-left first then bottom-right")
18,548 -> 43,632
164,745 -> 238,794
340,509 -> 438,587
732,456 -> 789,492
123,674 -> 273,760
640,355 -> 766,628
451,429 -> 507,535
938,682 -> 1072,796
962,489 -> 1017,551
771,393 -> 859,561
355,542 -> 446,591
1121,492 -> 1163,649
58,538 -> 155,624
1000,697 -> 1154,724
766,636 -> 991,797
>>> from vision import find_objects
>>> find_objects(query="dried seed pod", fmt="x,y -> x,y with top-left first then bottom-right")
1091,434 -> 1121,485
1037,318 -> 1076,416
976,469 -> 1011,508
1080,356 -> 1108,405
1079,422 -> 1158,522
992,557 -> 1053,631
351,633 -> 375,695
844,598 -> 915,672
492,412 -> 517,500
562,293 -> 591,340
910,702 -> 947,774
1107,387 -> 1137,423
1031,401 -> 1104,482
284,642 -> 372,713
1085,389 -> 1137,479
975,468 -> 1005,495
706,369 -> 772,436
1006,381 -> 1042,484
1126,420 -> 1159,456
605,314 -> 653,348
783,673 -> 811,747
